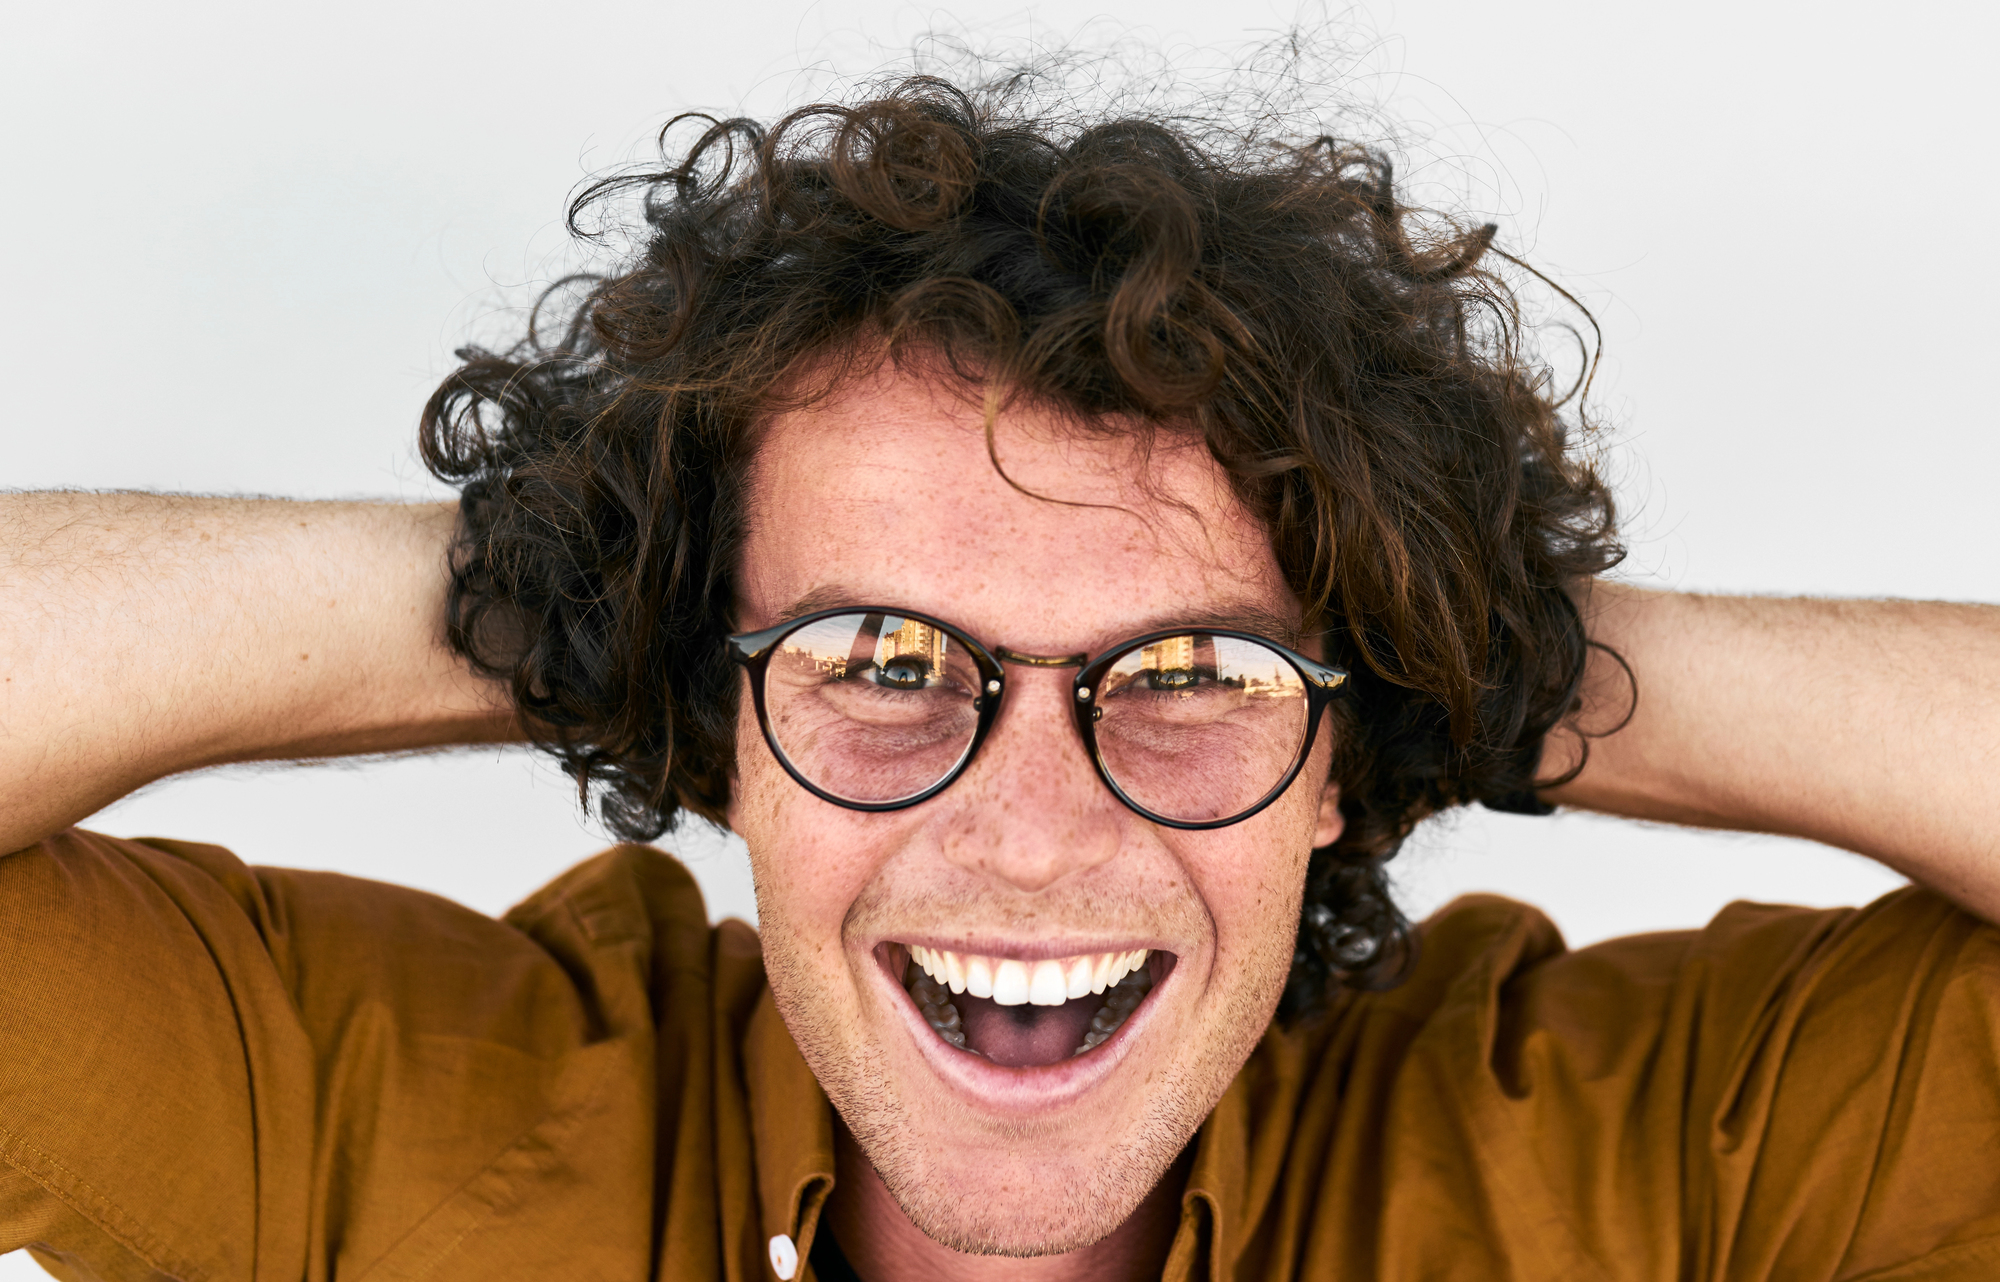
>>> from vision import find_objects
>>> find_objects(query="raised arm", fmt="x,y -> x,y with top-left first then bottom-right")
1547,582 -> 2000,921
0,492 -> 515,854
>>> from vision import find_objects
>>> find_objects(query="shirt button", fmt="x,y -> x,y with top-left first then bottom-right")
768,1233 -> 799,1280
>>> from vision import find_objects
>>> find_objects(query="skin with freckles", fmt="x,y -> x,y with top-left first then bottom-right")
726,363 -> 1344,1280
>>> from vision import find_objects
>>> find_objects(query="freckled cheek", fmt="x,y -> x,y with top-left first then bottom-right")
731,724 -> 885,973
1194,842 -> 1294,951
733,723 -> 832,942
1181,787 -> 1318,988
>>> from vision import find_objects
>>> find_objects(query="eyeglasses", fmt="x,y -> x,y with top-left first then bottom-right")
728,607 -> 1349,830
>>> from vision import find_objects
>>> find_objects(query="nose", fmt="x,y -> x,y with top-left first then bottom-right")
932,666 -> 1126,893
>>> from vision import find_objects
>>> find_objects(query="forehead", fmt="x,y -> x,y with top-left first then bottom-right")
738,362 -> 1297,650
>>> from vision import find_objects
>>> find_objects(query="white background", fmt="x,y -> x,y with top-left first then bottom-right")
3,0 -> 1994,1269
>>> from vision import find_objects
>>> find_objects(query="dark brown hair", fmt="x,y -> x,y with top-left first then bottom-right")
419,73 -> 1622,1019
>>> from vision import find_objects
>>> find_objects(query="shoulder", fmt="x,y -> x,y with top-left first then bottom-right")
0,830 -> 768,1280
1235,888 -> 2000,1278
1275,886 -> 1998,1119
1351,886 -> 1992,1038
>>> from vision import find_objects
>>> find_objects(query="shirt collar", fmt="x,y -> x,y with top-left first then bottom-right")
744,990 -> 837,1265
1177,1045 -> 1254,1282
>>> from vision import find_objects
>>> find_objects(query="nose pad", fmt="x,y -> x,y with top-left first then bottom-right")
936,670 -> 1123,892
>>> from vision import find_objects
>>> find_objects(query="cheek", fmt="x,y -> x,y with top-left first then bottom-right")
1184,742 -> 1325,975
729,696 -> 884,969
730,701 -> 831,940
1201,824 -> 1309,951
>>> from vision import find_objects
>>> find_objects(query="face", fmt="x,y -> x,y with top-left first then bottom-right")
728,362 -> 1343,1257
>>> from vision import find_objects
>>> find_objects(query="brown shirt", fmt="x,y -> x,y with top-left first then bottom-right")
2,829 -> 1997,1281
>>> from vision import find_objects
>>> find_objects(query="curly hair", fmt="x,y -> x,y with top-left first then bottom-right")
419,73 -> 1622,1020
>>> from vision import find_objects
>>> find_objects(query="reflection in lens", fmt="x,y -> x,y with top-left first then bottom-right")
1092,634 -> 1309,823
763,612 -> 982,804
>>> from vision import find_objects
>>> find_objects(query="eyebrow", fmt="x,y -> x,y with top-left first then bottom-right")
775,587 -> 1305,650
778,585 -> 872,622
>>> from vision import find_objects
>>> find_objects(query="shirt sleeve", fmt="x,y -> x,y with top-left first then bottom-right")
0,829 -> 617,1282
1468,885 -> 2000,1279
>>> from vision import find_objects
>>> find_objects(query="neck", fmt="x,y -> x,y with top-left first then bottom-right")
823,1123 -> 1190,1282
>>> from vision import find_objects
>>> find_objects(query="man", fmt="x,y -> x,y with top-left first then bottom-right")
2,76 -> 1997,1282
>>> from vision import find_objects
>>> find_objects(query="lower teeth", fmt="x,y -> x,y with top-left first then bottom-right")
1079,970 -> 1151,1051
910,972 -> 971,1051
906,959 -> 1154,1057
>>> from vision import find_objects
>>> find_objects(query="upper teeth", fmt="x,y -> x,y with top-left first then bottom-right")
908,944 -> 1151,1006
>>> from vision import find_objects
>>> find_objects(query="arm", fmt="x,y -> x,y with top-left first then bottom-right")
1545,583 -> 2000,921
0,492 -> 515,854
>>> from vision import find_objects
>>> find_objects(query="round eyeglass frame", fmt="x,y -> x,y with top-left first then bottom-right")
727,606 -> 1350,830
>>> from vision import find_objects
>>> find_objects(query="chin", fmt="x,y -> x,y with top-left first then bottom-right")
873,1129 -> 1175,1257
767,926 -> 1285,1258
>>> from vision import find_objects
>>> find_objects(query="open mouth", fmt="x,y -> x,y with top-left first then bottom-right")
885,943 -> 1173,1068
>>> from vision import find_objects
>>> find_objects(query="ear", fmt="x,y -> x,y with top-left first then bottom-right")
1312,778 -> 1345,849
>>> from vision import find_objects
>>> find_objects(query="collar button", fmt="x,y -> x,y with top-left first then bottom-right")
767,1233 -> 799,1280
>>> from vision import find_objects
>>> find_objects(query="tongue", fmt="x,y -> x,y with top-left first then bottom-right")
957,995 -> 1098,1067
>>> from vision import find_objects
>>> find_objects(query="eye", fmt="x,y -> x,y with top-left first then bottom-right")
1146,667 -> 1200,692
871,657 -> 932,690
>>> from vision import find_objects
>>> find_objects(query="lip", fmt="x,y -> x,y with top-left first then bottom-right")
870,940 -> 1177,1113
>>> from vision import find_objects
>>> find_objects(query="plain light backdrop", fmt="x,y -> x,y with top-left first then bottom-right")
2,13 -> 1992,1261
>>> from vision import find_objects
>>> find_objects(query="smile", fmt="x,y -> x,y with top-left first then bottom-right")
894,943 -> 1170,1068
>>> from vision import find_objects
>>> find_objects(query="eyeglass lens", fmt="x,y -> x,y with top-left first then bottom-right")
760,612 -> 1311,821
764,612 -> 985,805
1092,634 -> 1310,823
